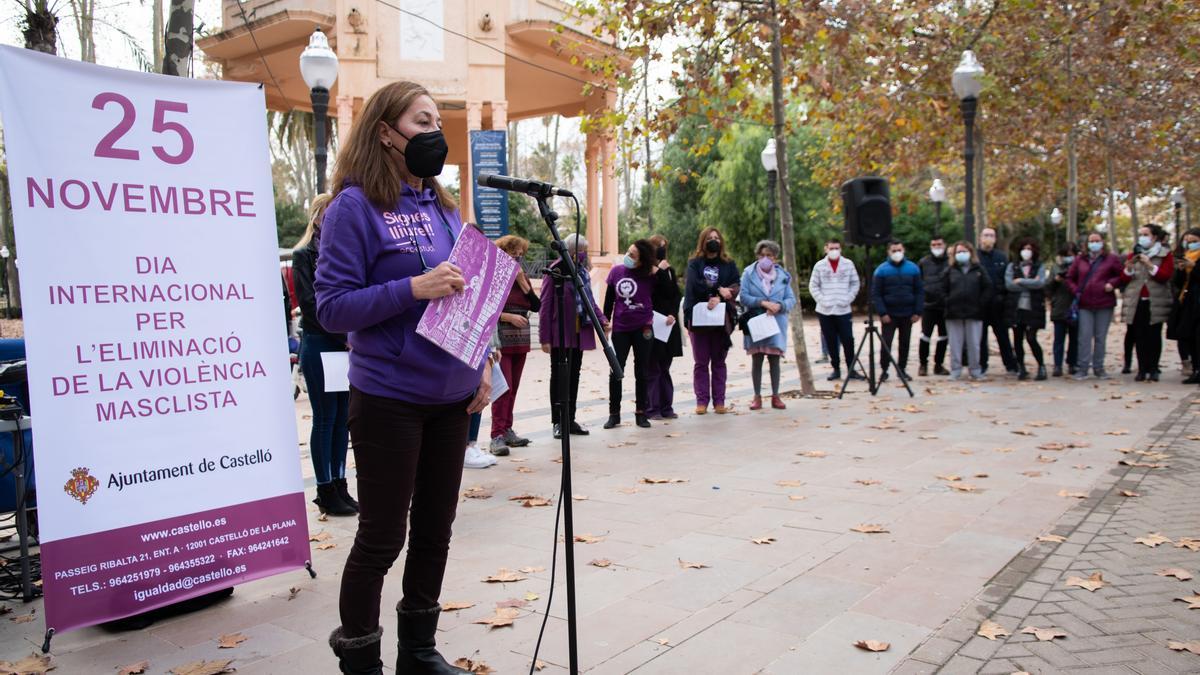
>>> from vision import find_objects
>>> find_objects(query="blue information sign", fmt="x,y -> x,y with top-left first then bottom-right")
470,130 -> 509,238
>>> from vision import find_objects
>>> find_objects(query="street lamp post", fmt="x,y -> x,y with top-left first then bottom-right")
760,138 -> 778,242
299,29 -> 339,195
1050,207 -> 1063,249
952,50 -> 984,245
928,178 -> 946,238
0,246 -> 10,320
1172,189 -> 1186,241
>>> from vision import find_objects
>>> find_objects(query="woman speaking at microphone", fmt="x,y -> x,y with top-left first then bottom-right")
316,82 -> 489,675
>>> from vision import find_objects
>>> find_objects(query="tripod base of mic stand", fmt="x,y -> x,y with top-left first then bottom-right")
838,321 -> 915,399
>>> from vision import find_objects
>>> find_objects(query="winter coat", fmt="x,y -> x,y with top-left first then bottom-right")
942,263 -> 994,321
1047,261 -> 1076,322
871,259 -> 924,318
1171,256 -> 1200,339
651,265 -> 684,358
917,254 -> 950,311
978,248 -> 1010,298
291,244 -> 347,346
538,259 -> 607,350
1065,252 -> 1124,310
1119,250 -> 1174,325
739,264 -> 797,353
808,256 -> 860,316
1004,261 -> 1048,330
683,256 -> 741,336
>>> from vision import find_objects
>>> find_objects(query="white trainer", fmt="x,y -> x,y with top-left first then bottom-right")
464,442 -> 497,469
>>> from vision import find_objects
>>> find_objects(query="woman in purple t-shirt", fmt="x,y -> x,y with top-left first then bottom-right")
603,239 -> 657,429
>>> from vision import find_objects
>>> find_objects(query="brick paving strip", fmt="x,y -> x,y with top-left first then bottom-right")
897,393 -> 1200,675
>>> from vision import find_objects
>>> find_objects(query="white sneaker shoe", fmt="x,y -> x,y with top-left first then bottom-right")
464,443 -> 497,469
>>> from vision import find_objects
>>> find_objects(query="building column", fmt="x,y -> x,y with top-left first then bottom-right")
584,134 -> 600,256
601,134 -> 619,257
463,100 -> 484,223
491,100 -> 507,130
336,94 -> 354,154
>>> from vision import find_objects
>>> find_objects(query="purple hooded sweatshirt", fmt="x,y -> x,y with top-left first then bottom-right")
315,183 -> 485,405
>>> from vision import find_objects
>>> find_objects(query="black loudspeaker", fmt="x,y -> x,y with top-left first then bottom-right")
841,177 -> 893,245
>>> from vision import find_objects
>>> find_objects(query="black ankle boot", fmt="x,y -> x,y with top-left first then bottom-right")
635,413 -> 651,428
1035,365 -> 1047,381
329,626 -> 384,675
396,606 -> 467,674
1018,367 -> 1030,381
334,478 -> 359,512
315,483 -> 357,517
603,414 -> 620,429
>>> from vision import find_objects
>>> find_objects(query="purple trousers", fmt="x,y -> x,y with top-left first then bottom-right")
644,352 -> 675,418
690,329 -> 730,407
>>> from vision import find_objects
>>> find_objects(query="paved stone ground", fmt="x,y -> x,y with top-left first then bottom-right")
2,315 -> 1197,674
897,393 -> 1200,675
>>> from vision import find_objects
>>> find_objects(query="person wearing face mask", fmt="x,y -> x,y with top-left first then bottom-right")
684,227 -> 741,413
941,241 -> 994,380
809,238 -> 861,381
1172,229 -> 1200,383
539,233 -> 608,438
740,240 -> 797,409
488,236 -> 541,454
870,240 -> 924,382
316,82 -> 490,675
1047,243 -> 1081,376
602,240 -> 658,428
917,236 -> 951,376
1119,224 -> 1174,381
1065,232 -> 1126,380
976,227 -> 1019,376
1004,239 -> 1049,381
645,234 -> 682,420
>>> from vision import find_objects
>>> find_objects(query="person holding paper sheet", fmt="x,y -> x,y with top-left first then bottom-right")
539,233 -> 608,439
646,234 -> 683,420
489,235 -> 541,454
603,240 -> 658,429
739,240 -> 796,410
684,227 -> 741,414
292,193 -> 357,517
316,82 -> 490,675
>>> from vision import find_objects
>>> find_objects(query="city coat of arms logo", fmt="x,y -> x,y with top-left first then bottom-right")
64,467 -> 100,504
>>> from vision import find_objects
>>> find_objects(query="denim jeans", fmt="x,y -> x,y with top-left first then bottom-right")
299,332 -> 349,485
1077,307 -> 1115,374
1052,319 -> 1078,370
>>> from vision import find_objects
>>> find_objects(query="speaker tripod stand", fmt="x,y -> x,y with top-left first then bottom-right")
838,246 -> 915,399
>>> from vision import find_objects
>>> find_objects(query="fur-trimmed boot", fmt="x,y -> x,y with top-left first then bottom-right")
395,605 -> 467,674
329,626 -> 384,675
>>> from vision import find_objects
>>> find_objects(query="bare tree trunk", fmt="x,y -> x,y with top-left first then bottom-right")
768,0 -> 814,396
507,121 -> 518,176
1105,151 -> 1117,247
161,0 -> 194,76
152,0 -> 164,72
551,115 -> 560,185
1066,38 -> 1079,243
643,56 -> 653,231
1128,181 -> 1140,239
68,0 -> 96,62
0,166 -> 17,318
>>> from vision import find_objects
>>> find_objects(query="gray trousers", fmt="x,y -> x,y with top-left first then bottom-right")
947,319 -> 984,377
1077,307 -> 1114,374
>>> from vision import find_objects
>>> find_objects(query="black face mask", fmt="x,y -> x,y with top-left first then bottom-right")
390,125 -> 448,178
705,240 -> 721,254
656,246 -> 668,260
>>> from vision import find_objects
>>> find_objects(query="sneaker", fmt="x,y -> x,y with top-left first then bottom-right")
1095,369 -> 1112,380
771,396 -> 786,410
489,436 -> 510,456
934,364 -> 950,376
815,355 -> 830,364
464,443 -> 496,469
949,371 -> 962,381
970,374 -> 989,382
918,364 -> 929,377
504,428 -> 531,447
1072,371 -> 1090,381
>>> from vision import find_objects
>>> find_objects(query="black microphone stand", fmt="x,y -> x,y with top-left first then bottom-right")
531,188 -> 622,675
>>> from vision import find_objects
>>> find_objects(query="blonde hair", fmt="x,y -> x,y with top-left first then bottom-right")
295,193 -> 334,249
329,81 -> 457,211
494,235 -> 530,257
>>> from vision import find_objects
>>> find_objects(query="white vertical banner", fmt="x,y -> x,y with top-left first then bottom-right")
0,46 -> 309,633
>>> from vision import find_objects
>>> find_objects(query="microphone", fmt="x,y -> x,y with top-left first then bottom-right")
476,173 -> 574,198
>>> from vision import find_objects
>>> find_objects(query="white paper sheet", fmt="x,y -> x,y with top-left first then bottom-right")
691,302 -> 726,327
747,312 -> 782,343
652,312 -> 674,342
321,351 -> 350,392
489,360 -> 509,403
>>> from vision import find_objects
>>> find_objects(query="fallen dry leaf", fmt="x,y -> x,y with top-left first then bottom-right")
1022,471 -> 1044,477
677,559 -> 709,569
751,537 -> 776,545
216,633 -> 247,649
776,480 -> 804,488
1057,490 -> 1087,499
309,531 -> 332,542
798,450 -> 827,458
974,473 -> 989,479
1037,534 -> 1067,543
1158,568 -> 1194,581
977,619 -> 1011,641
854,479 -> 881,486
574,534 -> 604,544
1167,640 -> 1200,655
787,495 -> 807,501
316,542 -> 336,551
1105,429 -> 1130,436
453,658 -> 495,674
317,513 -> 328,522
463,486 -> 494,499
533,660 -> 547,671
639,477 -> 688,484
853,640 -> 891,652
995,447 -> 1015,453
656,638 -> 670,646
473,607 -> 521,629
572,494 -> 589,501
936,474 -> 962,482
1136,533 -> 1173,547
665,432 -> 684,438
169,661 -> 236,675
1037,456 -> 1058,464
0,654 -> 55,674
118,661 -> 149,675
442,601 -> 476,611
1012,429 -> 1035,436
1121,490 -> 1141,497
850,524 -> 889,534
9,612 -> 35,624
509,494 -> 552,507
516,466 -> 534,474
1120,460 -> 1169,468
483,569 -> 527,583
287,587 -> 301,601
918,434 -> 939,440
950,483 -> 979,493
518,566 -> 546,574
496,598 -> 529,609
1028,420 -> 1053,427
524,592 -> 540,601
1175,593 -> 1200,609
589,559 -> 613,568
1020,626 -> 1067,641
1065,572 -> 1106,592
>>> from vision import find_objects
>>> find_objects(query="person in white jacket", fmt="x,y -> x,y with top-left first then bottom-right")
809,238 -> 862,380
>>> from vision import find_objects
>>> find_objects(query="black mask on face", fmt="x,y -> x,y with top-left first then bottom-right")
656,246 -> 667,260
389,124 -> 448,178
705,240 -> 721,254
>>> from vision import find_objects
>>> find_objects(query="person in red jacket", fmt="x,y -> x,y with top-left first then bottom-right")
1066,231 -> 1126,379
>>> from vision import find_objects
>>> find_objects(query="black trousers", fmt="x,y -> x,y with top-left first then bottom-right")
549,347 -> 583,425
1012,323 -> 1045,369
1131,299 -> 1164,375
919,307 -> 949,367
610,329 -> 651,415
340,388 -> 470,638
817,312 -> 855,370
980,297 -> 1017,371
881,318 -> 913,375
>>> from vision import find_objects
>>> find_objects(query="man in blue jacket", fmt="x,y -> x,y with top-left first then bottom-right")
871,240 -> 924,382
